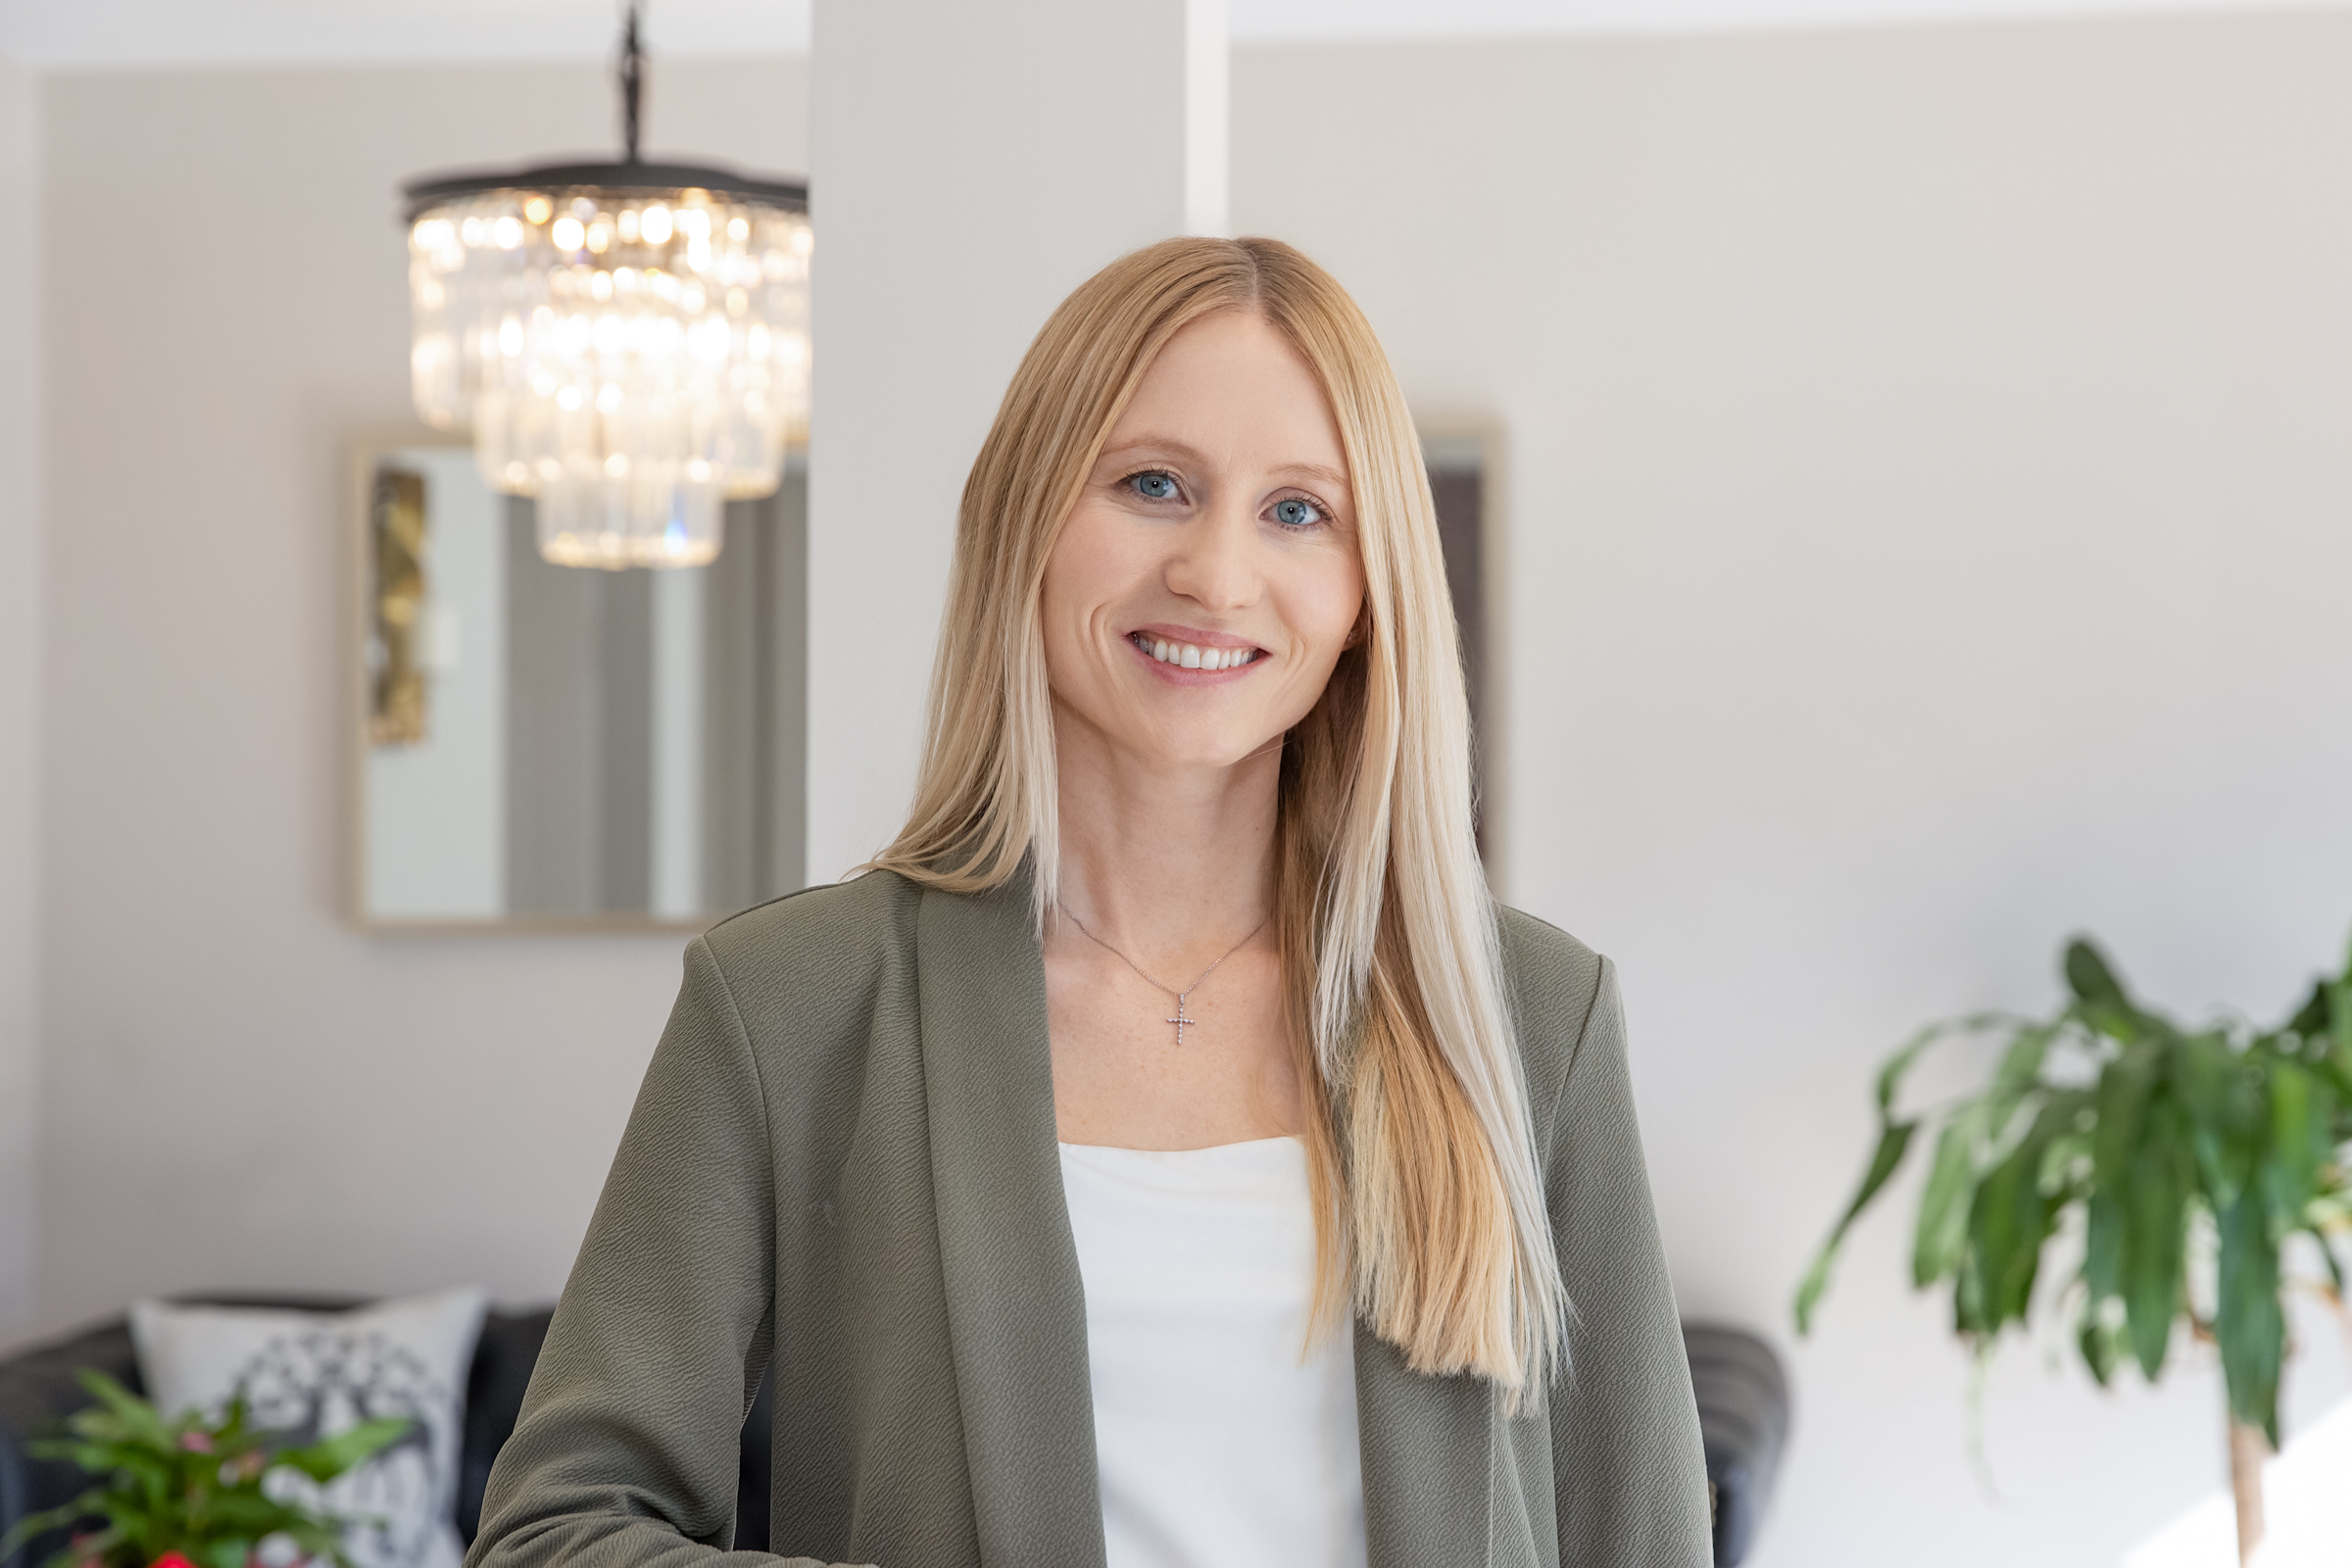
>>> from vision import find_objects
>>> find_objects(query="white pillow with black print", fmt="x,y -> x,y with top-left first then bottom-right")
130,1290 -> 487,1568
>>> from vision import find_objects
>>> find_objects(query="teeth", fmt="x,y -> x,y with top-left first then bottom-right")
1136,634 -> 1255,671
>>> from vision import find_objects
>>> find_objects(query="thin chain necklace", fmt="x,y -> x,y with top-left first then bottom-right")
1062,907 -> 1270,1047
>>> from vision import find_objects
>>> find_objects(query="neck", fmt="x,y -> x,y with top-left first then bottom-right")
1051,699 -> 1280,966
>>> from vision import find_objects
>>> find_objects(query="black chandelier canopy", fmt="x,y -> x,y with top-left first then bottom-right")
401,161 -> 808,225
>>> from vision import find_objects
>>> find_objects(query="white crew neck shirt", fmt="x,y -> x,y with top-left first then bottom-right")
1056,1136 -> 1367,1568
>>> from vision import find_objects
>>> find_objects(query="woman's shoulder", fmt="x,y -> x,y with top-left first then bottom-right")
1493,903 -> 1615,1094
696,868 -> 927,1002
674,871 -> 934,1118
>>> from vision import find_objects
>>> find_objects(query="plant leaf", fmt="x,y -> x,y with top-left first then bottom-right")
279,1520 -> 347,1551
1913,1105 -> 1985,1288
2092,1042 -> 2160,1192
2082,1191 -> 2124,1304
2314,1227 -> 2348,1297
2217,1189 -> 2285,1445
1794,1118 -> 1918,1334
2335,926 -> 2352,1054
2124,1098 -> 2190,1380
2284,979 -> 2330,1040
2078,1296 -> 2124,1387
1968,1101 -> 2066,1330
73,1370 -> 175,1449
1952,1248 -> 1990,1338
0,1488 -> 110,1559
272,1416 -> 410,1485
1990,1027 -> 2053,1109
2270,1059 -> 2319,1212
196,1538 -> 250,1568
2065,939 -> 2128,1011
1876,1022 -> 1948,1117
2178,1032 -> 2257,1203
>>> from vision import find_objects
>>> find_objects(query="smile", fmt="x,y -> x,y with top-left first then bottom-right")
1128,631 -> 1262,672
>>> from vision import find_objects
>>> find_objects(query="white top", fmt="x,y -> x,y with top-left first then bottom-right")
1057,1136 -> 1368,1568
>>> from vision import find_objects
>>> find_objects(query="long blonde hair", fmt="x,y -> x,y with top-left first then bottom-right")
871,237 -> 1564,1399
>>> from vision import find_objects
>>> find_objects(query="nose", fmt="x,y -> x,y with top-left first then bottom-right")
1162,496 -> 1261,614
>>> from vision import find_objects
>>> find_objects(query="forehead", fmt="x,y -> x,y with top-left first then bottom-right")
1107,310 -> 1346,475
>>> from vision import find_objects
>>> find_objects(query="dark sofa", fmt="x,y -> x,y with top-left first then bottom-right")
0,1298 -> 1783,1566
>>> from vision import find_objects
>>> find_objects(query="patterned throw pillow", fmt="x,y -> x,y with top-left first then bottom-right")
130,1290 -> 488,1568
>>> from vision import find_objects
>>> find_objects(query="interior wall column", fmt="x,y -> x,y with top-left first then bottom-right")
0,54 -> 42,1347
806,0 -> 1229,885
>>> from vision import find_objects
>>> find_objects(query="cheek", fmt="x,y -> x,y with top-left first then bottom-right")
1039,506 -> 1137,680
1282,553 -> 1366,666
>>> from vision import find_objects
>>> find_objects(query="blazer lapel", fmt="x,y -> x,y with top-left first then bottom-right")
1356,1324 -> 1516,1568
917,871 -> 1108,1568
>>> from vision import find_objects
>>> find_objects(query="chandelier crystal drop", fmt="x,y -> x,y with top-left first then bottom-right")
401,6 -> 808,568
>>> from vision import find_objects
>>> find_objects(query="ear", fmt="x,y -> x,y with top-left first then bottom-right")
1343,604 -> 1369,650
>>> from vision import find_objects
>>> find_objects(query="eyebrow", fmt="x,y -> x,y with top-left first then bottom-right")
1096,438 -> 1352,495
1281,461 -> 1351,491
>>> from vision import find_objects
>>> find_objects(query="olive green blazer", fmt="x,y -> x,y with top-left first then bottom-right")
469,868 -> 1710,1568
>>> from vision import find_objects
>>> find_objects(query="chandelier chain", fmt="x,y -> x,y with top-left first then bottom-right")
619,1 -> 645,165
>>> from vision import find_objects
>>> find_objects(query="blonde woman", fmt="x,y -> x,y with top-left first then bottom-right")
473,238 -> 1710,1568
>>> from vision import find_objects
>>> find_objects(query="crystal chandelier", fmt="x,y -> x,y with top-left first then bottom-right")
402,5 -> 809,568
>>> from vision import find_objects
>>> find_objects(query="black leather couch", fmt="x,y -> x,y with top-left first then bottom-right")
0,1298 -> 1783,1566
1681,1323 -> 1789,1566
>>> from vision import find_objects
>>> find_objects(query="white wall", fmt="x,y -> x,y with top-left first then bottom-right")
29,57 -> 808,1339
805,0 -> 1222,882
0,55 -> 41,1347
1234,15 -> 2352,1565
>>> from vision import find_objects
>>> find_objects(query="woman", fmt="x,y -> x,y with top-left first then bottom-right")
470,238 -> 1709,1568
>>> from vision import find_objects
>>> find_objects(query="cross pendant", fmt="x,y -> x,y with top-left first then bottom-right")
1165,992 -> 1198,1047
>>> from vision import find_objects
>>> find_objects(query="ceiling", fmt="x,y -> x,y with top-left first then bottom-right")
0,0 -> 2341,71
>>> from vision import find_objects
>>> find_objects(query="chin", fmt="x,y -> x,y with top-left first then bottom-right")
1142,725 -> 1281,772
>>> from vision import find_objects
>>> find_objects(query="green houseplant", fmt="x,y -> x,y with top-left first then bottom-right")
1794,934 -> 2352,1565
0,1370 -> 410,1568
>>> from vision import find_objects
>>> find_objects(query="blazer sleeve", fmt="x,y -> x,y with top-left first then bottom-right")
466,938 -> 860,1568
1544,957 -> 1714,1567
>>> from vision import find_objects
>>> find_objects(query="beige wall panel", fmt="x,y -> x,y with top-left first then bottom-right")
0,56 -> 41,1347
31,57 -> 807,1338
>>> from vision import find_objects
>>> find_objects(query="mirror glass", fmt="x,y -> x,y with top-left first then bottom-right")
356,440 -> 806,928
1422,429 -> 1491,854
1421,432 -> 1488,740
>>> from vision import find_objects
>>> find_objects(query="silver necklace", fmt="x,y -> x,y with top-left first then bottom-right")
1062,908 -> 1270,1046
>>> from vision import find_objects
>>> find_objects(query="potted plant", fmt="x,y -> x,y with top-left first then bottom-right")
1794,934 -> 2352,1565
0,1370 -> 410,1568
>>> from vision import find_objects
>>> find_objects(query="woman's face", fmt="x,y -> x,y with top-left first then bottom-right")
1041,309 -> 1366,776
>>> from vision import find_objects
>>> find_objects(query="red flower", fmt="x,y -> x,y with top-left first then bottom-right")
152,1552 -> 200,1568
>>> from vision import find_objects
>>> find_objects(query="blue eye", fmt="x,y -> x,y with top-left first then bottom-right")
1271,497 -> 1326,528
1129,470 -> 1180,502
